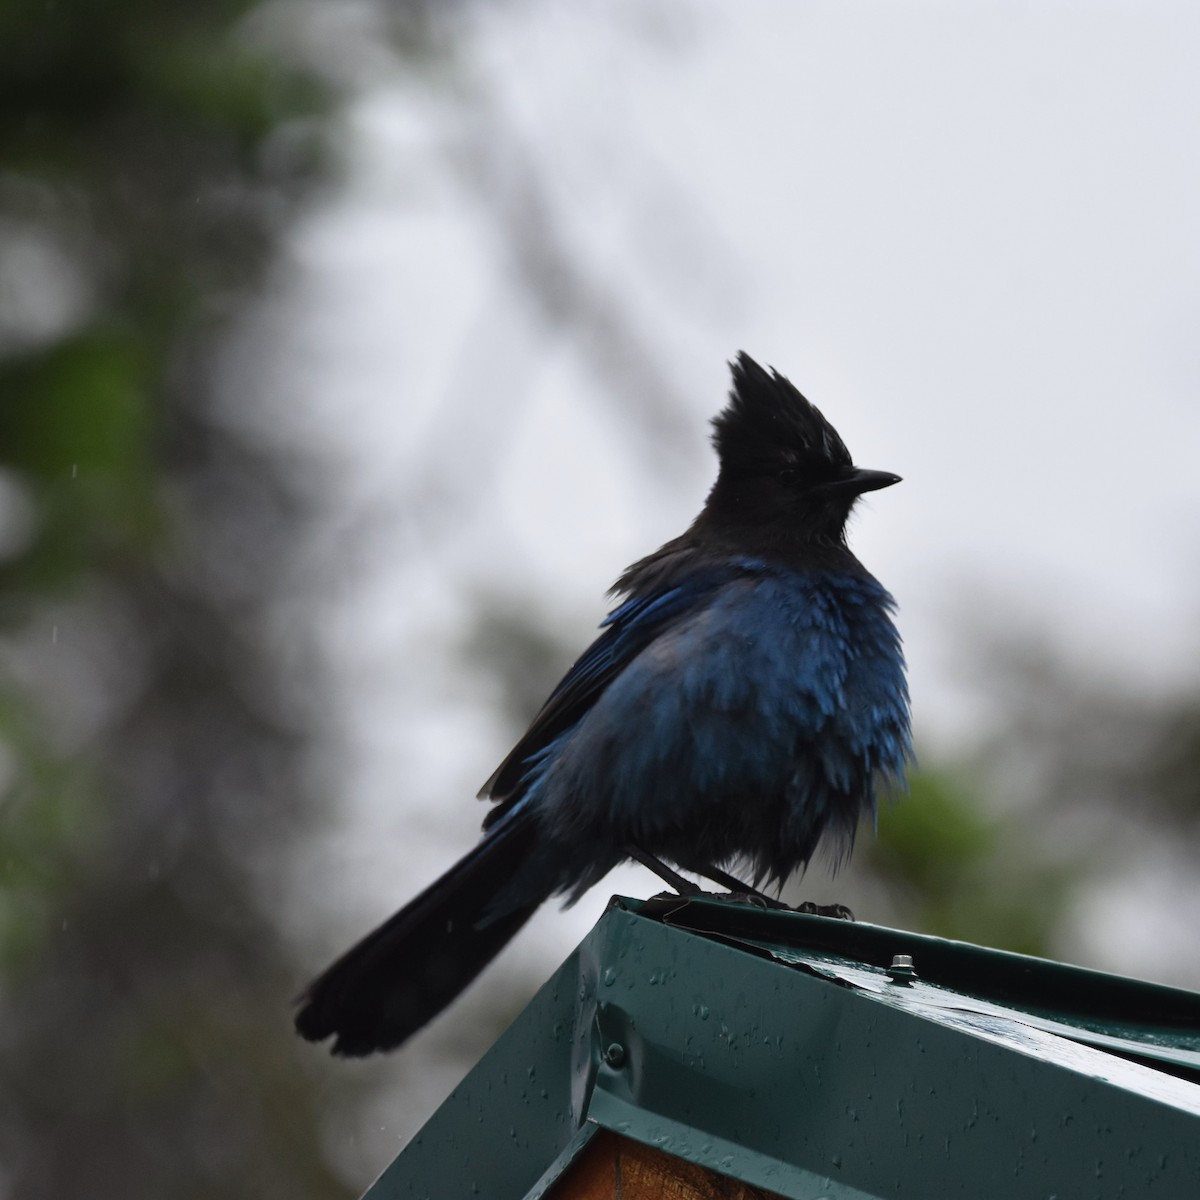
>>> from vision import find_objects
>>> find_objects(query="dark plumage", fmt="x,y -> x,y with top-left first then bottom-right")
295,352 -> 911,1055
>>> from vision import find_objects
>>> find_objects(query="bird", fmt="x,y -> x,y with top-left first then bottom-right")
295,352 -> 911,1056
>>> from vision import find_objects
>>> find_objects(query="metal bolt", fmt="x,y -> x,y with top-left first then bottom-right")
887,953 -> 917,985
604,1042 -> 626,1068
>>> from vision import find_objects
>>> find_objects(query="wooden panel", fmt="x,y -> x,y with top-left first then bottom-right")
547,1129 -> 786,1200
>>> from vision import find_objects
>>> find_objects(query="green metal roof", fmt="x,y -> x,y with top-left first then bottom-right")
366,896 -> 1200,1198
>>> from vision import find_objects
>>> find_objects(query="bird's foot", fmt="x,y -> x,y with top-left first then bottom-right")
702,894 -> 854,919
793,901 -> 855,921
713,890 -> 792,911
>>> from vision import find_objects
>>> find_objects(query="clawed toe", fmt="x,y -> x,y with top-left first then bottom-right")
793,900 -> 855,920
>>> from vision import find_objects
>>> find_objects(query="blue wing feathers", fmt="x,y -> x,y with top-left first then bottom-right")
481,559 -> 766,805
485,558 -> 910,891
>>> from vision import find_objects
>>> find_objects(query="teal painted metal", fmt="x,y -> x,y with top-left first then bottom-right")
365,897 -> 1200,1199
640,895 -> 1200,1079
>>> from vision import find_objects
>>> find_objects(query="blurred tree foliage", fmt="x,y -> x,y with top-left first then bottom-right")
852,637 -> 1200,974
0,3 -> 353,1196
863,770 -> 1078,957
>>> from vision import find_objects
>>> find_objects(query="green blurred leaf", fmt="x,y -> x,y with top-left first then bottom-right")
868,768 -> 1078,957
0,328 -> 159,590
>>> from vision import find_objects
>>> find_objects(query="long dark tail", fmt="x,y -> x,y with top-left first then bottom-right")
294,809 -> 545,1056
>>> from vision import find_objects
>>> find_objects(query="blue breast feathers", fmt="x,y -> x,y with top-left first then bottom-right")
516,564 -> 911,891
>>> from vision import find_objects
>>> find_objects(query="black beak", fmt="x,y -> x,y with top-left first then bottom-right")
814,468 -> 902,500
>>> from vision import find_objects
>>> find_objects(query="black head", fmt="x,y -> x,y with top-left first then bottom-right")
703,352 -> 899,547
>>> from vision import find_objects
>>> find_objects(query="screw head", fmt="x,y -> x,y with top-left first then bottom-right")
604,1042 -> 626,1068
887,953 -> 917,985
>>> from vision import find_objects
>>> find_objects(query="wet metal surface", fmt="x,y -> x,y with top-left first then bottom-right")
367,897 -> 1200,1199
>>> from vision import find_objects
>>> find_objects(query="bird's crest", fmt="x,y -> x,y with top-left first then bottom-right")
712,352 -> 853,482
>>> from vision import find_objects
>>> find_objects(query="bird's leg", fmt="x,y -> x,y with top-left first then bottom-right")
685,862 -> 790,910
624,847 -> 703,896
681,860 -> 853,918
690,861 -> 755,893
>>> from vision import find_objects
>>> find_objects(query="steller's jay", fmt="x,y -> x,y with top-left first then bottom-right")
295,352 -> 911,1055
